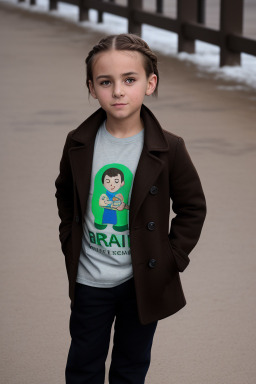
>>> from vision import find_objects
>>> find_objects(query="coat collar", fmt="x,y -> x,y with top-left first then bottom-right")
71,104 -> 169,152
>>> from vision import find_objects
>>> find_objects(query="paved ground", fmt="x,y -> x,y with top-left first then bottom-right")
1,2 -> 256,384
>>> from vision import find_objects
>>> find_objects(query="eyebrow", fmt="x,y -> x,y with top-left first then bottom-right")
96,72 -> 139,80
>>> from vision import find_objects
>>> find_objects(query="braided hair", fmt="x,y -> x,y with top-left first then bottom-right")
86,34 -> 159,96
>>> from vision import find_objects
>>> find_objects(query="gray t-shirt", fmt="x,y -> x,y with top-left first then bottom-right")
76,121 -> 144,288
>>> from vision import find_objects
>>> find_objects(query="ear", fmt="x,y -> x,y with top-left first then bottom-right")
145,74 -> 157,96
89,80 -> 97,99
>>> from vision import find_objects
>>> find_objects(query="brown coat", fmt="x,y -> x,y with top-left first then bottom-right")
55,105 -> 206,324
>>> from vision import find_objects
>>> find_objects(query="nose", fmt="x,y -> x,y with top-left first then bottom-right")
113,82 -> 124,98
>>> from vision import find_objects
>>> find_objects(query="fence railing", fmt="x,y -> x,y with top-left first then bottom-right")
18,0 -> 256,67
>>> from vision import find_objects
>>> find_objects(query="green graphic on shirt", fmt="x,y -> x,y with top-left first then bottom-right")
92,164 -> 133,232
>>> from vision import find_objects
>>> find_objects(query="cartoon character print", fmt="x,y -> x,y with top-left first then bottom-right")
92,164 -> 133,232
99,168 -> 129,226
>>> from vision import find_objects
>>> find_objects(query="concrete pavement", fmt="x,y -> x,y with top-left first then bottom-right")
1,2 -> 256,383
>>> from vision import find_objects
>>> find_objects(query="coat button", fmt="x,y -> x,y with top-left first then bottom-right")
150,186 -> 158,195
147,221 -> 155,231
148,259 -> 157,269
75,215 -> 80,223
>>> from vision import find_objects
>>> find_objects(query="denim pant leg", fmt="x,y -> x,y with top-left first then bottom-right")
109,279 -> 158,384
66,283 -> 116,384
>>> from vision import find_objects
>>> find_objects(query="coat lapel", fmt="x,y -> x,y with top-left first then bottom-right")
129,150 -> 164,227
129,105 -> 169,227
68,108 -> 106,217
69,145 -> 94,217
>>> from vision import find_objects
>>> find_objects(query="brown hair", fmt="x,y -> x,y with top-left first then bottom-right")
102,168 -> 124,183
85,33 -> 159,96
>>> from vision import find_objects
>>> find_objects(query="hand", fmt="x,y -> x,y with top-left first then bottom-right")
116,202 -> 126,211
99,194 -> 111,207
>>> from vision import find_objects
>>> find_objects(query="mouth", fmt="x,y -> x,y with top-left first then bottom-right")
112,103 -> 127,107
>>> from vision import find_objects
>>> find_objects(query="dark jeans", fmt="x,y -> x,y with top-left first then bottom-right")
66,278 -> 157,384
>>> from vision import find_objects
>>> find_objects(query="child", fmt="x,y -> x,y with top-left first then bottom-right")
55,33 -> 206,384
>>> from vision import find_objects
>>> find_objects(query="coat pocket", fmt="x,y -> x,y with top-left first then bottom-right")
162,239 -> 178,275
166,239 -> 190,272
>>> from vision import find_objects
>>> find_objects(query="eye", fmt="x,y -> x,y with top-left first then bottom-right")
100,80 -> 111,86
115,179 -> 120,183
125,78 -> 135,84
105,179 -> 110,183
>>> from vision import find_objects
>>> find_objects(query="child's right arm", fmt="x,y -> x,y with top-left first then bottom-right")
55,132 -> 74,257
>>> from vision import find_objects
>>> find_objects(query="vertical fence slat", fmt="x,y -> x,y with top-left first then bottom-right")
177,0 -> 197,53
97,11 -> 103,23
79,0 -> 89,22
197,0 -> 205,24
94,1 -> 116,25
128,0 -> 143,35
220,0 -> 243,66
156,0 -> 163,14
49,0 -> 57,11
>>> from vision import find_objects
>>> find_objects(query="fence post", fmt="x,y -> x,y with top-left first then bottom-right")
49,0 -> 57,11
97,0 -> 115,23
177,0 -> 197,53
220,0 -> 243,66
97,11 -> 103,23
128,0 -> 142,35
79,0 -> 89,22
197,0 -> 205,24
156,0 -> 163,13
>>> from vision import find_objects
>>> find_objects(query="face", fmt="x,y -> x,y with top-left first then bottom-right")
89,50 -> 157,123
103,174 -> 124,192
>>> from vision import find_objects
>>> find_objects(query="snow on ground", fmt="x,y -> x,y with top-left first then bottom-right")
2,0 -> 256,90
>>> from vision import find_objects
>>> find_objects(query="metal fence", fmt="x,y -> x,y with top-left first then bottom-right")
18,0 -> 256,67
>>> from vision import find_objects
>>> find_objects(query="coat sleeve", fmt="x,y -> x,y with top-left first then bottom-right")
169,138 -> 206,272
55,132 -> 74,255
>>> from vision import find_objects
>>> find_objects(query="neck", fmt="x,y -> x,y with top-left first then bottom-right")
105,114 -> 144,139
